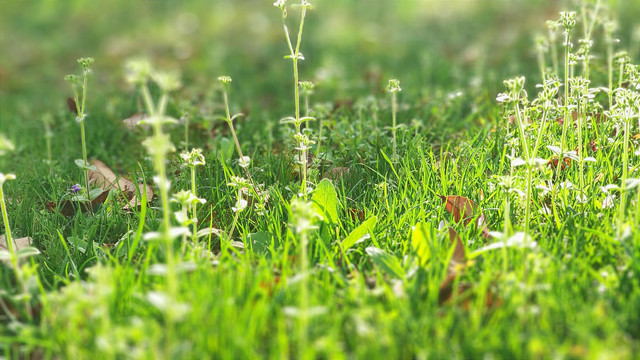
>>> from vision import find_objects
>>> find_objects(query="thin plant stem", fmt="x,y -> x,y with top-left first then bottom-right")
619,118 -> 631,237
513,102 -> 531,238
191,166 -> 198,244
78,72 -> 91,196
552,27 -> 573,227
298,229 -> 309,360
223,90 -> 245,160
0,184 -> 16,270
391,92 -> 398,158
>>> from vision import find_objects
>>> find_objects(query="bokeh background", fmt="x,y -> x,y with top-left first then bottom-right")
1,0 -> 639,166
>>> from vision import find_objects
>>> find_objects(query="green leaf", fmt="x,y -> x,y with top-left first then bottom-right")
218,138 -> 234,163
311,179 -> 340,225
366,246 -> 405,279
248,231 -> 278,256
89,188 -> 104,201
342,216 -> 377,250
16,247 -> 40,259
74,159 -> 96,171
68,236 -> 88,254
411,222 -> 435,267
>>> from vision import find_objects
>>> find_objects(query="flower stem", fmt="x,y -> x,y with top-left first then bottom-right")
391,92 -> 398,158
619,118 -> 631,237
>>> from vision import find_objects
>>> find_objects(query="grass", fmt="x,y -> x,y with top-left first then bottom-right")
1,0 -> 640,358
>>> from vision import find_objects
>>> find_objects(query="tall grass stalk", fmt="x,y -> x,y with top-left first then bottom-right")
275,0 -> 315,198
65,58 -> 95,197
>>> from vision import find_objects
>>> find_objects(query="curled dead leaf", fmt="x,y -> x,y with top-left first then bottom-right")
122,113 -> 149,131
88,159 -> 153,210
439,195 -> 491,239
439,195 -> 475,225
45,190 -> 110,217
0,235 -> 33,266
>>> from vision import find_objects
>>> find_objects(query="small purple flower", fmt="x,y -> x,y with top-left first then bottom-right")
71,184 -> 82,193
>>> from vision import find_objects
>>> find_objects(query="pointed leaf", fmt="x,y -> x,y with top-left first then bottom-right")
366,246 -> 405,279
342,216 -> 377,250
311,179 -> 340,225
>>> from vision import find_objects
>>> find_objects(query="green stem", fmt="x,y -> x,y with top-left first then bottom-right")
537,49 -> 546,84
228,206 -> 240,240
607,42 -> 614,110
552,28 -> 572,227
577,100 -> 585,203
80,120 -> 90,196
223,90 -> 245,160
391,92 -> 397,158
513,102 -> 531,237
191,165 -> 198,244
619,118 -> 631,237
0,184 -> 16,271
298,229 -> 309,360
619,61 -> 624,89
80,72 -> 91,196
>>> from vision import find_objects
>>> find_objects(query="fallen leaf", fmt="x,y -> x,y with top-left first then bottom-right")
88,159 -> 153,210
439,195 -> 474,225
548,156 -> 572,171
323,166 -> 350,180
122,113 -> 149,131
0,235 -> 32,266
439,195 -> 491,239
347,208 -> 365,222
438,227 -> 466,305
45,190 -> 110,216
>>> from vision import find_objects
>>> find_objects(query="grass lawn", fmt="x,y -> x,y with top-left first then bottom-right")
1,0 -> 640,358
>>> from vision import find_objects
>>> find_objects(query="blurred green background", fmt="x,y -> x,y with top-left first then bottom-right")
1,0 -> 639,160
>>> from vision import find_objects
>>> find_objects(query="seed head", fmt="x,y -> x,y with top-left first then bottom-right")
180,148 -> 206,167
386,79 -> 402,93
217,75 -> 232,86
559,11 -> 577,30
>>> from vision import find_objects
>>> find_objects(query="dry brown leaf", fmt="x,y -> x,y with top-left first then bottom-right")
0,235 -> 32,266
438,227 -> 466,305
88,159 -> 153,210
439,195 -> 491,239
323,167 -> 350,180
67,97 -> 78,116
439,195 -> 475,225
45,190 -> 110,217
122,113 -> 149,131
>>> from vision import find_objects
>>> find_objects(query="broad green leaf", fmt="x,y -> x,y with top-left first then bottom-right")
89,188 -> 104,201
342,216 -> 377,250
366,246 -> 405,279
218,137 -> 234,163
411,222 -> 435,267
68,236 -> 88,253
248,231 -> 279,256
311,178 -> 340,225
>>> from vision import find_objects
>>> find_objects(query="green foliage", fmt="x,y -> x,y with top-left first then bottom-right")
1,1 -> 640,359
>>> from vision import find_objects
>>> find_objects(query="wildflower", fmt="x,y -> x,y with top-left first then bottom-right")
386,79 -> 402,93
71,184 -> 83,193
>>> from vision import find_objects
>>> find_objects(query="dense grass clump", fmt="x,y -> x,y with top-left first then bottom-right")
1,0 -> 640,358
